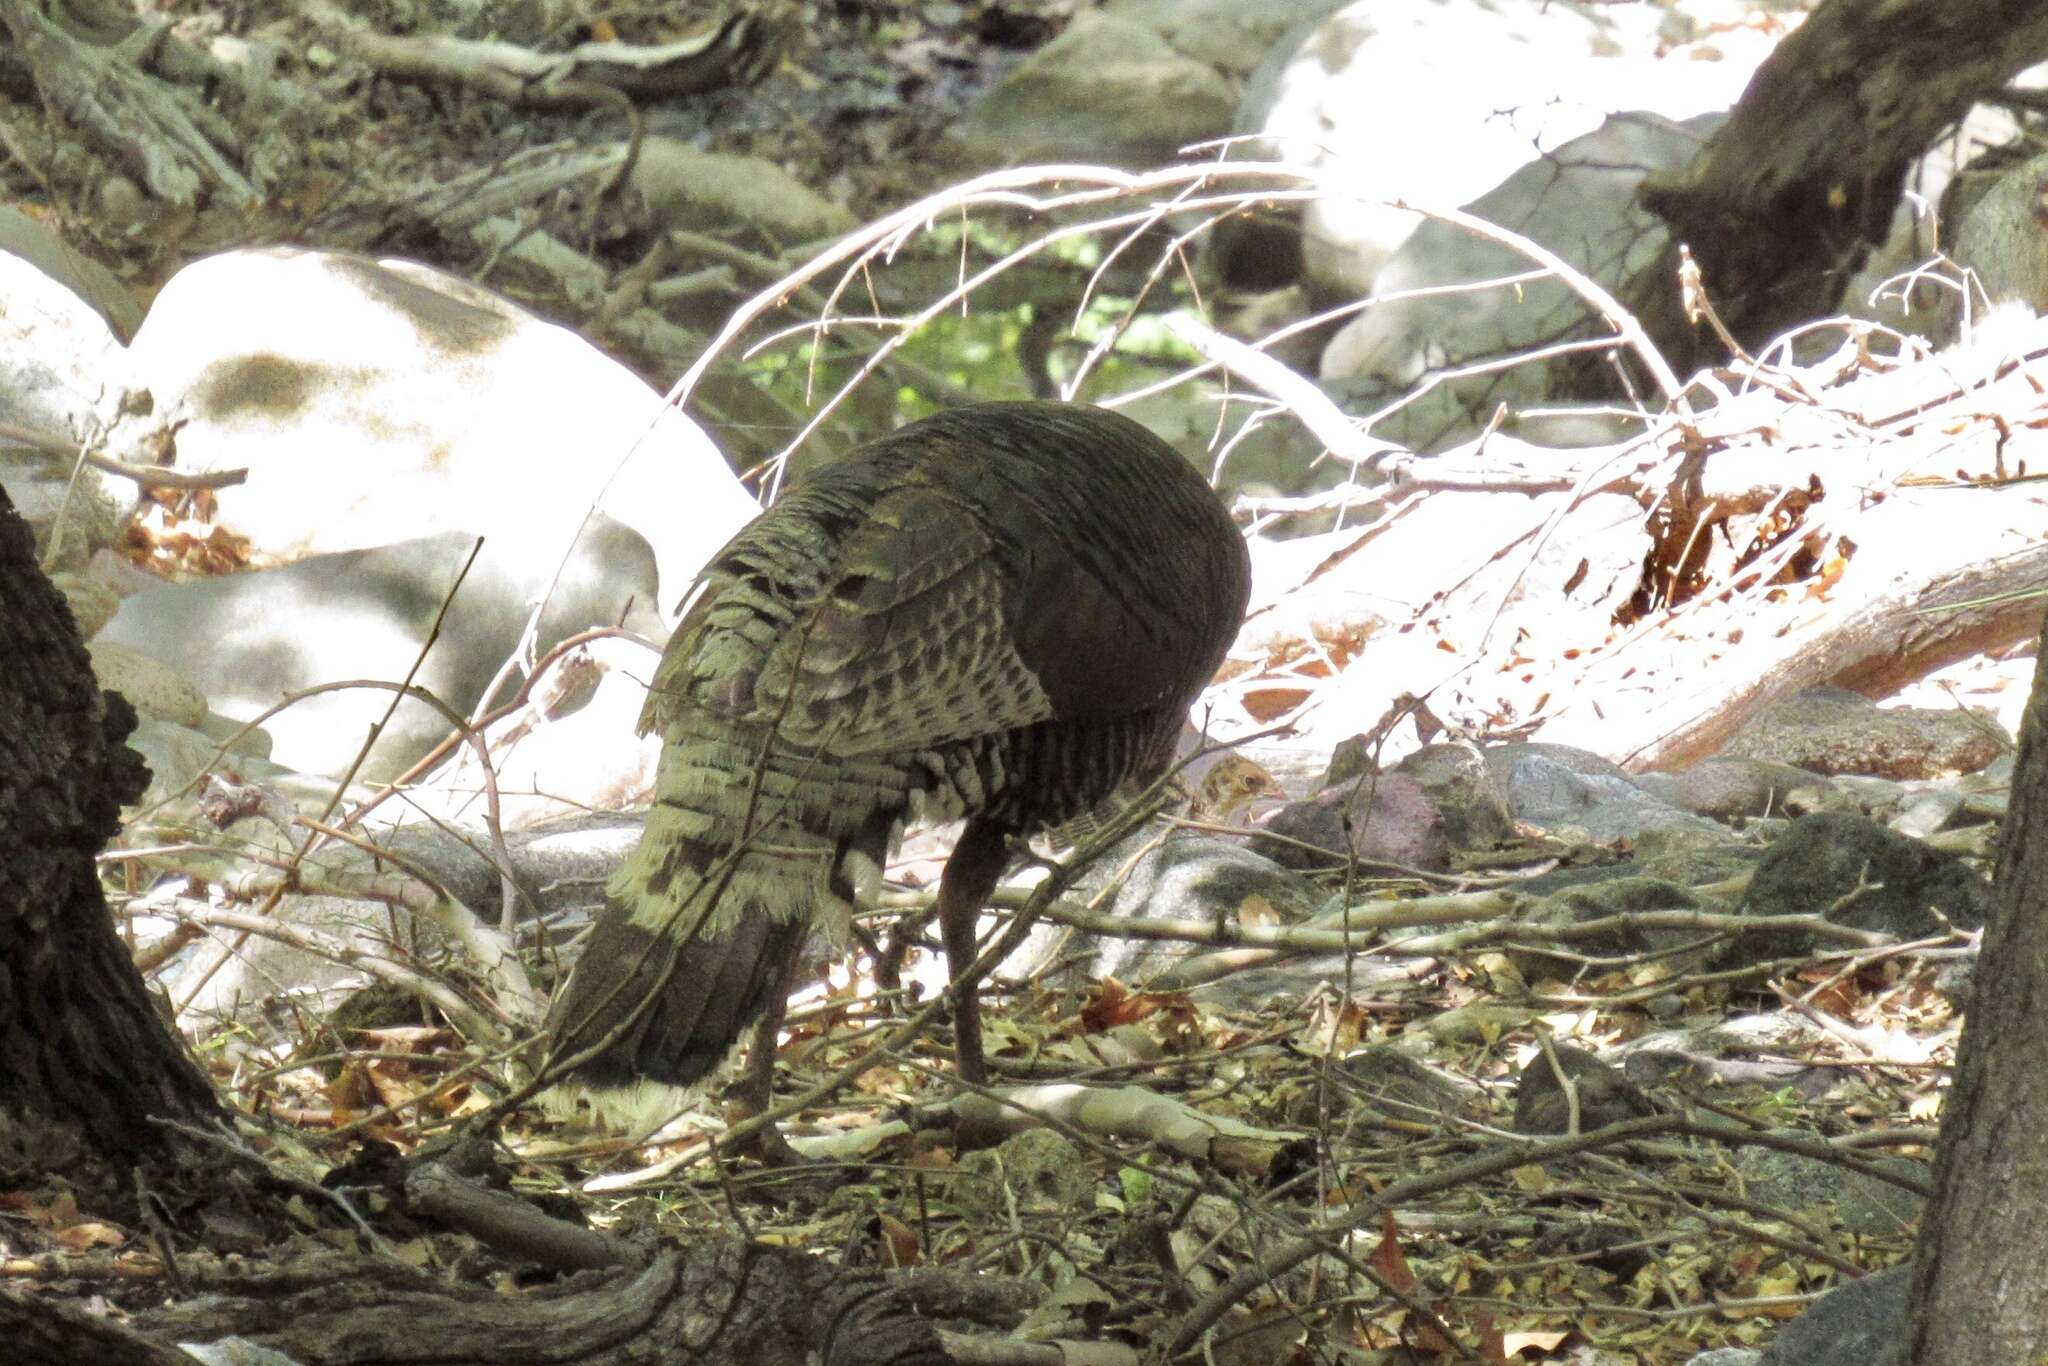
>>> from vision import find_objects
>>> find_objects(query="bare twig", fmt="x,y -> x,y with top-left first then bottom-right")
0,419 -> 248,490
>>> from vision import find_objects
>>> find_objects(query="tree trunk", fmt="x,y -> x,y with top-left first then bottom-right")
0,487 -> 219,1184
1636,0 -> 2048,375
1905,606 -> 2048,1361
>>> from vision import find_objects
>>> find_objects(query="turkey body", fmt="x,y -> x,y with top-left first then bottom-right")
546,401 -> 1251,1098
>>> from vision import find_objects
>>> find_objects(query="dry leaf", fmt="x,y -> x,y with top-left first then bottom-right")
53,1221 -> 126,1251
874,1212 -> 920,1267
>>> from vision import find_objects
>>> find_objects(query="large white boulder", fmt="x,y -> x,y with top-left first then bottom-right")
126,246 -> 758,612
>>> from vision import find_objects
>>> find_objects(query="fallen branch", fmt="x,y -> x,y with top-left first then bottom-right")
166,901 -> 505,1046
950,1083 -> 1310,1184
326,11 -> 774,108
0,419 -> 247,490
406,1159 -> 638,1272
0,0 -> 255,206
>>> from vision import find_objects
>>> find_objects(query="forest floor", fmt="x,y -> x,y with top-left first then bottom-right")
36,0 -> 1077,328
0,2 -> 2013,1361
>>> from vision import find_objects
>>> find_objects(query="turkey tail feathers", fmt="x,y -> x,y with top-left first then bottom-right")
543,801 -> 831,1092
546,887 -> 806,1089
546,708 -> 898,1092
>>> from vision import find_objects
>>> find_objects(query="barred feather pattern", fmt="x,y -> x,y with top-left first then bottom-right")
545,402 -> 1250,1093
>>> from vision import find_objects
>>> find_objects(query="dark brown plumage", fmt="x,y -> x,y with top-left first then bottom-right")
544,401 -> 1250,1111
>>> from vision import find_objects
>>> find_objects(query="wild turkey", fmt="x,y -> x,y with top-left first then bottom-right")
544,401 -> 1250,1119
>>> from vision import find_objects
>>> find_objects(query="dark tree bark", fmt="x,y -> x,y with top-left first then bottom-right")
1636,0 -> 2048,375
0,1288 -> 198,1366
1906,606 -> 2048,1361
0,489 -> 219,1178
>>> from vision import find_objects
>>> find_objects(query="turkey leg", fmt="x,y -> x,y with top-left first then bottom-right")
722,947 -> 806,1167
937,818 -> 1013,1085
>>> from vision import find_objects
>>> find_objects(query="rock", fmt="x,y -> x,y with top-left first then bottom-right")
145,813 -> 640,1023
1889,787 -> 1967,839
1106,0 -> 1355,81
1318,110 -> 1720,451
1835,90 -> 2036,342
1035,835 -> 1321,987
1511,1043 -> 1655,1135
0,251 -> 136,570
1719,686 -> 2008,780
950,1130 -> 1095,1217
1978,751 -> 2018,783
1683,1011 -> 1840,1058
1732,1141 -> 1927,1237
1484,742 -> 1640,820
1116,386 -> 1334,504
1512,844 -> 1762,901
1186,946 -> 1416,1007
0,205 -> 144,339
1634,758 -> 1850,823
630,138 -> 857,248
1396,743 -> 1515,850
1934,949 -> 1979,1009
1627,845 -> 1766,890
196,709 -> 272,762
950,13 -> 1235,167
178,1337 -> 303,1366
387,635 -> 664,831
1616,1044 -> 1821,1098
1414,1003 -> 1542,1046
1481,742 -> 1728,847
87,640 -> 208,728
1280,1043 -> 1484,1127
1959,787 -> 2008,823
1829,773 -> 1909,820
50,570 -> 121,638
124,247 -> 758,610
1757,1265 -> 1909,1366
1617,1012 -> 1842,1101
1317,733 -> 1378,789
1249,770 -> 1450,871
1933,148 -> 2048,329
99,525 -> 661,783
1730,812 -> 1992,961
22,478 -> 126,577
1835,1157 -> 1930,1238
1225,0 -> 1768,303
1511,878 -> 1705,985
